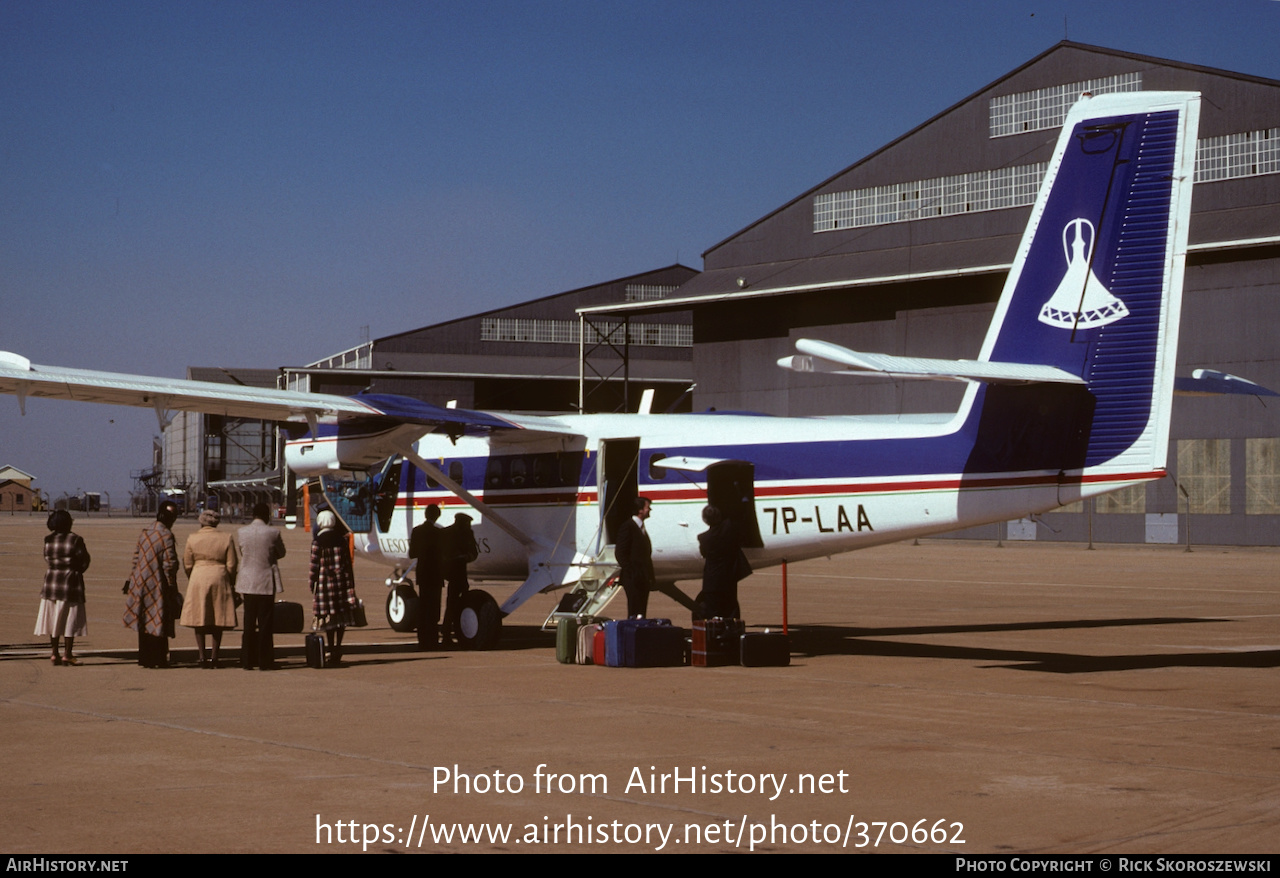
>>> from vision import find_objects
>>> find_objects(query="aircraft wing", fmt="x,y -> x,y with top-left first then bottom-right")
778,338 -> 1086,385
0,351 -> 546,436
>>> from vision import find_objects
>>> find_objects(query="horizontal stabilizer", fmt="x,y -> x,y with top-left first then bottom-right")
778,339 -> 1086,385
1174,369 -> 1279,398
650,455 -> 735,473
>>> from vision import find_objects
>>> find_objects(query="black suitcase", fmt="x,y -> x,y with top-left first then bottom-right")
305,633 -> 327,669
273,601 -> 305,634
740,631 -> 790,667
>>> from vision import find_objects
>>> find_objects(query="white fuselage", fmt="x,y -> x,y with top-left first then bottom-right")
317,395 -> 1157,587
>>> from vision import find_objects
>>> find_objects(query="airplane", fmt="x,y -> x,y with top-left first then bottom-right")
3,90 -> 1263,650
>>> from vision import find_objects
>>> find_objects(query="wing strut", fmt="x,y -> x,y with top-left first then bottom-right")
392,444 -> 538,550
152,396 -> 174,430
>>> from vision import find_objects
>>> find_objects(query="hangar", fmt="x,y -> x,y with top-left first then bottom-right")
157,367 -> 282,516
586,42 -> 1280,546
152,266 -> 697,513
291,264 -> 697,416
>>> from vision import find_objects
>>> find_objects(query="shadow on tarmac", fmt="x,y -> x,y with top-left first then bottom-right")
789,618 -> 1280,672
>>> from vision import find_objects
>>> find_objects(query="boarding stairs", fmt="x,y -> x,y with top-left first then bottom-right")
541,548 -> 622,630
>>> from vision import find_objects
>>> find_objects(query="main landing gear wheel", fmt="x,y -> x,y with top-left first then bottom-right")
457,590 -> 502,651
386,585 -> 419,633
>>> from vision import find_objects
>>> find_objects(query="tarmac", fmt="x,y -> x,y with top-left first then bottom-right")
0,514 -> 1276,854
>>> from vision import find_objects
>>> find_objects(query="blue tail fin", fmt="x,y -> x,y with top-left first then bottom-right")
977,90 -> 1200,478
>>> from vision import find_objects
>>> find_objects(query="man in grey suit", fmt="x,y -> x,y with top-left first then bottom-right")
237,502 -> 287,670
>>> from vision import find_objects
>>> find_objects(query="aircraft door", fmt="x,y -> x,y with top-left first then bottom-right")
706,461 -> 763,549
599,438 -> 640,545
319,466 -> 379,535
373,457 -> 405,534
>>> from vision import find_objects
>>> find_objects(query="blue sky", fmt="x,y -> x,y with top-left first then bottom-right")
3,0 -> 1278,504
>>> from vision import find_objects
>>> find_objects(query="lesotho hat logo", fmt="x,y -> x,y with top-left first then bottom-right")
1038,218 -> 1129,330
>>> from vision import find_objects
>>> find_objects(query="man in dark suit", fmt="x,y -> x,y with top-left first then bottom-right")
408,504 -> 443,650
441,513 -> 479,645
615,496 -> 654,618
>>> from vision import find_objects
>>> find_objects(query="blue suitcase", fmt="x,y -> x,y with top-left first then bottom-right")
604,619 -> 670,667
629,625 -> 686,667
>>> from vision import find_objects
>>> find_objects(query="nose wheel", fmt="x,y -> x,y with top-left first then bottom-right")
386,584 -> 419,633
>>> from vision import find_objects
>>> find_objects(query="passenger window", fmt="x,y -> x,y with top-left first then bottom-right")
532,455 -> 552,487
485,457 -> 505,489
510,458 -> 528,488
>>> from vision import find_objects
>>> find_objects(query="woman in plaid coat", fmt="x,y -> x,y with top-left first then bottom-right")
310,509 -> 357,665
36,509 -> 90,666
124,502 -> 180,668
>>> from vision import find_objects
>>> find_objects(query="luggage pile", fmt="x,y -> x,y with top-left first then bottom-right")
557,616 -> 789,668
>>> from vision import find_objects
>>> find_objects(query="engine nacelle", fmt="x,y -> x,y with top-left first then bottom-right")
284,420 -> 425,477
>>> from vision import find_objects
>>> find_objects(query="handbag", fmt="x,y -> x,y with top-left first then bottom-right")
164,585 -> 184,621
351,598 -> 368,628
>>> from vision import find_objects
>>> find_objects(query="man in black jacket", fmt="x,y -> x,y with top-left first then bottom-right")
614,497 -> 654,618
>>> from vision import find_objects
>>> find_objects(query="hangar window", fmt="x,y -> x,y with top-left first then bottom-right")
1245,438 -> 1280,515
814,162 -> 1047,231
624,284 -> 678,302
480,317 -> 691,347
989,72 -> 1142,138
1096,482 -> 1145,514
1196,128 -> 1280,182
1177,439 -> 1232,514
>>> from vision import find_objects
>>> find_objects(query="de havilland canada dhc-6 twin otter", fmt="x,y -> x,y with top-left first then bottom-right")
2,91 -> 1270,649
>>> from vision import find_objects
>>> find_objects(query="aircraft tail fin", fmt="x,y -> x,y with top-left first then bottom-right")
973,90 -> 1200,481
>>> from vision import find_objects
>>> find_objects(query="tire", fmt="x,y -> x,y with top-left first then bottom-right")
386,585 -> 419,633
457,590 -> 502,650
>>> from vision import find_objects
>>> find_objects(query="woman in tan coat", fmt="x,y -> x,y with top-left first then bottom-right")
180,508 -> 239,668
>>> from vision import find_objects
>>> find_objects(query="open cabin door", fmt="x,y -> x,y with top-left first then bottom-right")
648,455 -> 764,549
598,438 -> 640,546
706,461 -> 764,548
319,455 -> 405,535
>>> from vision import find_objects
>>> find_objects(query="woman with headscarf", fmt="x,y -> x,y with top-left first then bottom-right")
179,508 -> 239,668
310,509 -> 358,665
36,509 -> 91,666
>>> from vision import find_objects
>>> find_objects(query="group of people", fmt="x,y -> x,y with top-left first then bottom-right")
36,500 -> 361,670
119,500 -> 289,669
615,496 -> 751,622
36,493 -> 746,664
408,508 -> 478,649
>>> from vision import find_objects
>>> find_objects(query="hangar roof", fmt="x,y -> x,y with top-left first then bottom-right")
613,41 -> 1280,310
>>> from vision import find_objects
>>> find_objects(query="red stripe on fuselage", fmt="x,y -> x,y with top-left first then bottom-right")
392,469 -> 1162,509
